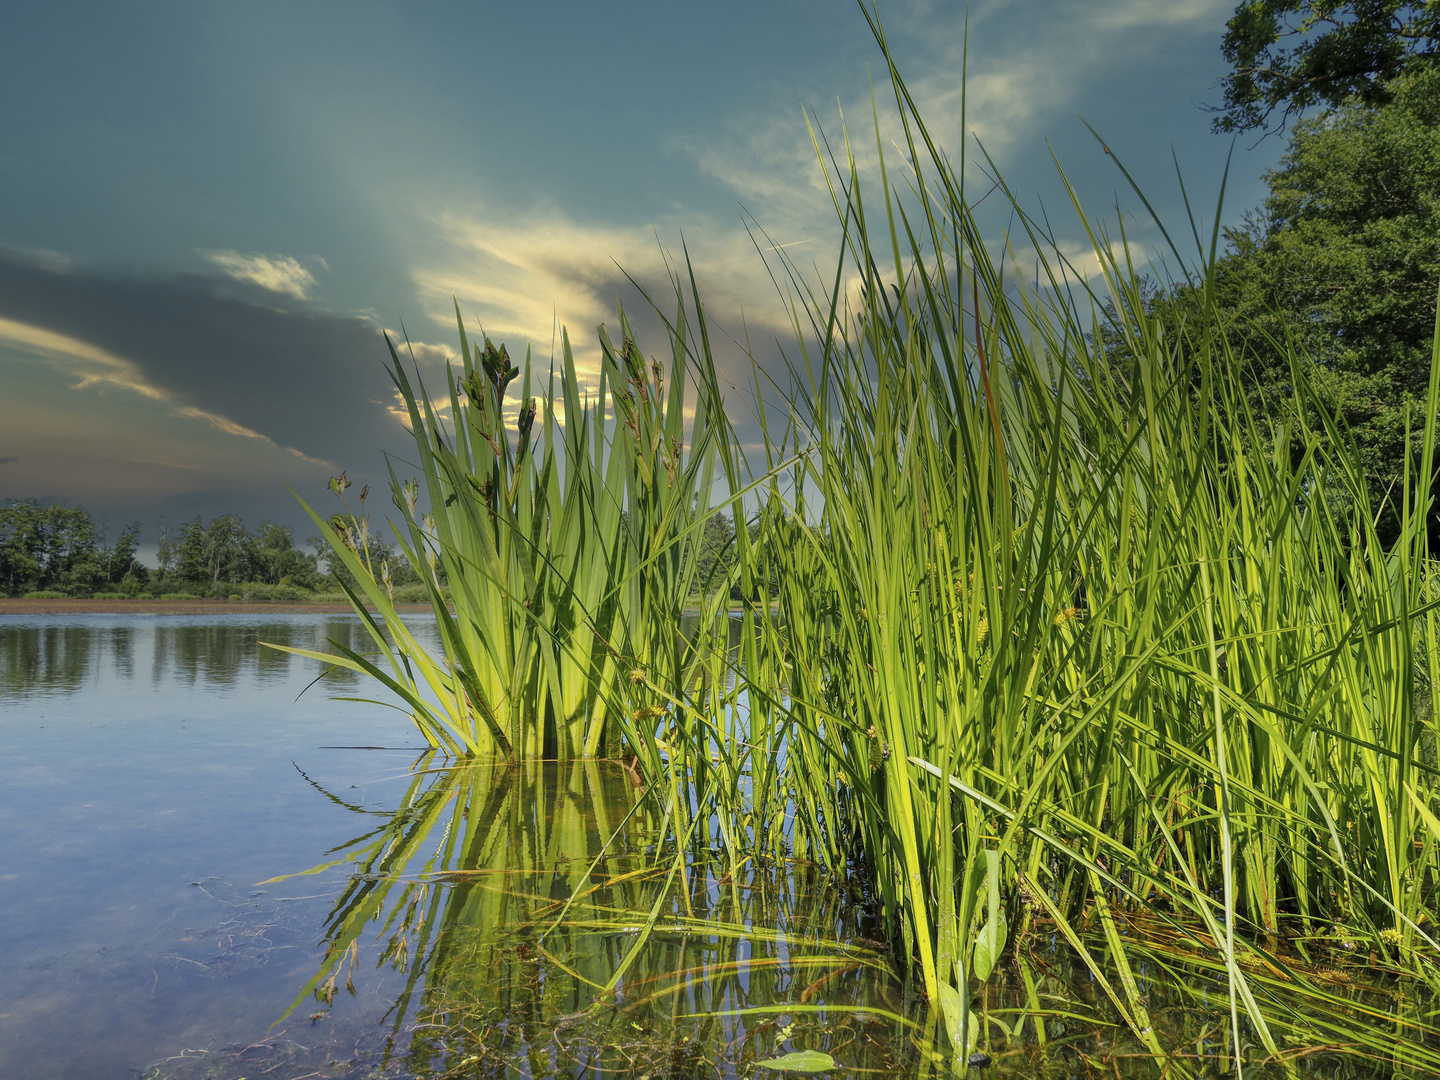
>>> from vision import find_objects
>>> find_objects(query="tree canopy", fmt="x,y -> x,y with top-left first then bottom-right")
1160,64 -> 1440,538
0,501 -> 358,598
0,500 -> 141,597
1215,1 -> 1440,133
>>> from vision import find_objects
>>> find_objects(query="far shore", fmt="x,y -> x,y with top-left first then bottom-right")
0,597 -> 774,617
0,598 -> 434,616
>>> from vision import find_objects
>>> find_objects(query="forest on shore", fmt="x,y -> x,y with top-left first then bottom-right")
0,498 -> 418,601
0,496 -> 740,602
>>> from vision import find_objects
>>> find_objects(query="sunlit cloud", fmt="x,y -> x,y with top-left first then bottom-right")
170,405 -> 333,466
117,453 -> 204,471
383,385 -> 455,427
0,314 -> 333,467
409,207 -> 800,392
382,334 -> 452,370
398,5 -> 1229,434
0,315 -> 170,400
203,249 -> 320,300
676,0 -> 1229,243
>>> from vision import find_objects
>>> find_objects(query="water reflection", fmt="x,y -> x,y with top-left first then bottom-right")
0,614 -> 758,703
0,617 -> 389,700
1,622 -> 102,697
277,759 -> 924,1079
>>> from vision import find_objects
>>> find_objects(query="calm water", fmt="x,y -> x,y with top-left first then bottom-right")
0,614 -> 438,1079
0,615 -> 920,1080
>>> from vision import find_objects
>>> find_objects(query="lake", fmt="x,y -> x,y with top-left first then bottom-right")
0,613 -> 922,1079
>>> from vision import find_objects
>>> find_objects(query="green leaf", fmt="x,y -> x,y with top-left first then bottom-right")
754,1050 -> 837,1072
936,981 -> 977,1055
971,849 -> 1007,981
972,915 -> 1008,982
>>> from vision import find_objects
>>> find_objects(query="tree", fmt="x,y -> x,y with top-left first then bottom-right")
1215,1 -> 1440,133
0,499 -> 102,596
101,522 -> 143,585
313,519 -> 418,592
252,521 -> 320,587
156,517 -> 176,577
0,499 -> 45,595
693,511 -> 737,591
1162,64 -> 1440,536
173,514 -> 257,587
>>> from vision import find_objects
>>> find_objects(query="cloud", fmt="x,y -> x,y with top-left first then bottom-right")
0,248 -> 403,474
380,333 -> 452,370
203,249 -> 320,300
0,456 -> 17,465
410,205 -> 805,392
895,0 -> 1229,159
0,312 -> 331,466
0,315 -> 171,401
676,0 -> 1230,237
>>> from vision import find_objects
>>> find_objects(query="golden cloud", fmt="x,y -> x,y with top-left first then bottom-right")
0,315 -> 333,467
203,250 -> 319,300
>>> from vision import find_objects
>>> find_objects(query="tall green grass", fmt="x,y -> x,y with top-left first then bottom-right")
270,279 -> 749,770
730,13 -> 1440,1068
281,12 -> 1440,1072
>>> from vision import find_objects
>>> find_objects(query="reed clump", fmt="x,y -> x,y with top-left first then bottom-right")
733,16 -> 1440,1070
272,281 -> 749,773
280,15 -> 1440,1073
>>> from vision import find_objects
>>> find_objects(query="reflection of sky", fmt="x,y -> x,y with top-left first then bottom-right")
0,2 -> 1285,544
0,614 -> 434,1079
0,613 -> 913,1079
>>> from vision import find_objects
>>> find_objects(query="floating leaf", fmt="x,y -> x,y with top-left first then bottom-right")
755,1049 -> 837,1072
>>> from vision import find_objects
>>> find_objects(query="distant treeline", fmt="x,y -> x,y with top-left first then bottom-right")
0,498 -> 420,600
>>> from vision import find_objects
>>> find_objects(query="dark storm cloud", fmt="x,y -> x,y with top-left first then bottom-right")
0,248 -> 407,470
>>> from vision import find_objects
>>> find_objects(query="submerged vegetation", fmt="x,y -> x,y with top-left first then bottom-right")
266,760 -> 917,1080
281,17 -> 1440,1078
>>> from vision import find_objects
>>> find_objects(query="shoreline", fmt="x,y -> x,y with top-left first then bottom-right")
0,598 -> 770,617
0,598 -> 435,616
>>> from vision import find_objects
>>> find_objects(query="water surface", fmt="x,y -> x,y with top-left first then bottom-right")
1,614 -> 436,1079
0,614 -> 921,1080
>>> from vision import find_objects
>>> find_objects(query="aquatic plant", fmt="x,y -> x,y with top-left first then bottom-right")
276,10 -> 1440,1073
729,10 -> 1440,1070
270,276 -> 750,766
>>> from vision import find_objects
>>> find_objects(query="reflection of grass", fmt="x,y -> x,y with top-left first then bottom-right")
263,760 -> 929,1079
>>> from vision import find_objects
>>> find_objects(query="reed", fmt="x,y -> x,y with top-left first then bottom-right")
269,274 -> 748,769
731,10 -> 1440,1068
276,10 -> 1440,1071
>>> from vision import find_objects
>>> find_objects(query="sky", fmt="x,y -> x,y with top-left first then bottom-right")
0,0 -> 1286,559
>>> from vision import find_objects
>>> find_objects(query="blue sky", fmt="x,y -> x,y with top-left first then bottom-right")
0,0 -> 1283,553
